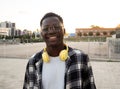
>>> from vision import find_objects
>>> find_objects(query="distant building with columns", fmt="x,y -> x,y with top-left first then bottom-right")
76,27 -> 116,37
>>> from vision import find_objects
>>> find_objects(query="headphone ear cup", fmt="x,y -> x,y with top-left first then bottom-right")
42,51 -> 50,62
59,49 -> 68,61
42,45 -> 68,63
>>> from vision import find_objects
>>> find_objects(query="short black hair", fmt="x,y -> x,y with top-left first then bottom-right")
40,12 -> 63,26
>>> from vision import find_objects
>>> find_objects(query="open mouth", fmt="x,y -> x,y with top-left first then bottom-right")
49,36 -> 57,39
48,36 -> 58,41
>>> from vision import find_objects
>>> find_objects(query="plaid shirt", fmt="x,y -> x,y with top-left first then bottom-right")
23,47 -> 96,89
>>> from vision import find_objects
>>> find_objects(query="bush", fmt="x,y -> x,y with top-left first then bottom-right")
65,36 -> 106,42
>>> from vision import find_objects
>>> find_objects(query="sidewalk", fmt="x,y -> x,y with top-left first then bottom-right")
0,58 -> 120,89
0,58 -> 28,89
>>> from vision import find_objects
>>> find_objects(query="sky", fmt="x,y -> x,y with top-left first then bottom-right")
0,0 -> 120,33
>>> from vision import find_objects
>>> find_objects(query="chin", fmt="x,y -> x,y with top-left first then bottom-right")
47,41 -> 61,47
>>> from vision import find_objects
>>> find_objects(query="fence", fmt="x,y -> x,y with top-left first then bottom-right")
107,38 -> 120,59
0,39 -> 120,61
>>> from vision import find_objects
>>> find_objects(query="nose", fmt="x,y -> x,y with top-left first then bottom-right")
47,26 -> 56,34
49,26 -> 55,31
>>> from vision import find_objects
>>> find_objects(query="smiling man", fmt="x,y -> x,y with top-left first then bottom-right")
23,12 -> 96,89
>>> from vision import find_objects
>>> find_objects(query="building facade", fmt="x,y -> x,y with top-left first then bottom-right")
76,27 -> 116,37
0,28 -> 10,36
0,21 -> 16,36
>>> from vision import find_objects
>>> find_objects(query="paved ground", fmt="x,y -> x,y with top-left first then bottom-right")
0,58 -> 120,89
0,42 -> 120,89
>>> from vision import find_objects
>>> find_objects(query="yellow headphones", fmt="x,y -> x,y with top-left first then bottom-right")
42,45 -> 69,63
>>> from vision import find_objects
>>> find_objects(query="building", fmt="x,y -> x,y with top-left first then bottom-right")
15,29 -> 22,36
0,28 -> 10,36
0,21 -> 16,36
22,29 -> 32,35
76,27 -> 116,37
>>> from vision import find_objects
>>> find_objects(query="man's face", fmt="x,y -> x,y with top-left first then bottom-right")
41,17 -> 65,47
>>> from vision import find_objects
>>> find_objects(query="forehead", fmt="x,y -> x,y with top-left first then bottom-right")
41,17 -> 62,27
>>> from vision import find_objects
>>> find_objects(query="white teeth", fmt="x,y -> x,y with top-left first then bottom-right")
50,36 -> 56,38
50,35 -> 56,38
49,36 -> 57,40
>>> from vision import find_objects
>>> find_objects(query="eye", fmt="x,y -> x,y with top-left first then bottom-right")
42,27 -> 49,32
54,26 -> 62,30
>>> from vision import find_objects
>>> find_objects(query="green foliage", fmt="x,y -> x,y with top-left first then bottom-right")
65,36 -> 106,42
30,38 -> 44,43
103,31 -> 107,35
88,32 -> 93,36
90,25 -> 101,28
110,31 -> 116,35
96,32 -> 100,36
0,34 -> 44,43
77,32 -> 82,37
32,33 -> 35,38
83,33 -> 88,36
0,35 -> 4,39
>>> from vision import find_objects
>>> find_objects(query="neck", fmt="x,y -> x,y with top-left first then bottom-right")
46,44 -> 65,57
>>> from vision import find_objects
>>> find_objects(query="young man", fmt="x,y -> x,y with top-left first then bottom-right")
23,12 -> 96,89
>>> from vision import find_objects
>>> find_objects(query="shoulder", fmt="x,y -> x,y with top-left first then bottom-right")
68,47 -> 89,62
25,50 -> 43,73
69,46 -> 87,56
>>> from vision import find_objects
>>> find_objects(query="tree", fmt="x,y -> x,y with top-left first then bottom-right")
96,32 -> 100,36
88,32 -> 93,36
32,33 -> 35,39
110,31 -> 116,35
103,31 -> 107,36
83,33 -> 87,36
77,32 -> 82,37
90,25 -> 101,28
